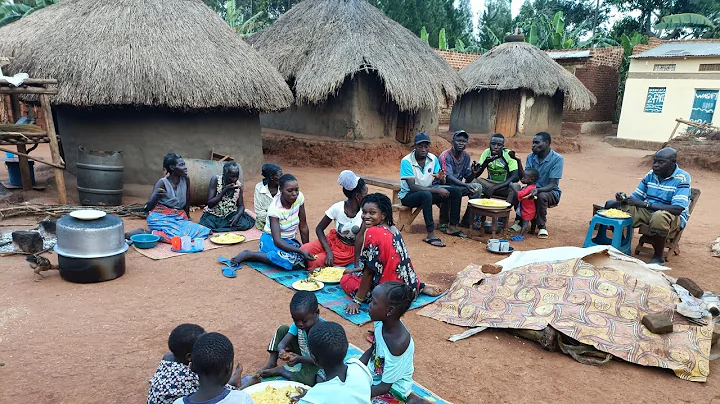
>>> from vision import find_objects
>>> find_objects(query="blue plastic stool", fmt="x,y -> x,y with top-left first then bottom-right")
583,214 -> 633,255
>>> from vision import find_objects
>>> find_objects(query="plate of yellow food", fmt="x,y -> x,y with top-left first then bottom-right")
292,278 -> 324,292
468,198 -> 511,210
597,208 -> 631,219
244,381 -> 310,404
209,233 -> 246,245
309,266 -> 345,284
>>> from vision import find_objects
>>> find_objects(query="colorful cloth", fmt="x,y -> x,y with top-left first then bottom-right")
198,210 -> 254,232
630,166 -> 691,228
264,192 -> 305,239
399,152 -> 440,199
368,321 -> 415,401
301,230 -> 356,271
244,261 -> 442,326
147,360 -> 198,404
259,232 -> 306,271
254,181 -> 276,230
516,184 -> 537,221
147,206 -> 211,243
419,260 -> 713,382
203,174 -> 241,218
525,150 -> 563,200
438,148 -> 472,182
479,148 -> 518,182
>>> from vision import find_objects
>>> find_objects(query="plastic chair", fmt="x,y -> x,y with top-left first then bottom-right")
583,214 -> 633,255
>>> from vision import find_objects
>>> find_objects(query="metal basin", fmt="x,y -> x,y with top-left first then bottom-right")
55,214 -> 127,258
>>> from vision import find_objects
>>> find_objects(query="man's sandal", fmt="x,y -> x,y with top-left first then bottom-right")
423,237 -> 446,247
537,229 -> 549,239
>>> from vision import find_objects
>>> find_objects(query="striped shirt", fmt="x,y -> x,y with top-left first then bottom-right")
264,192 -> 305,238
631,166 -> 691,228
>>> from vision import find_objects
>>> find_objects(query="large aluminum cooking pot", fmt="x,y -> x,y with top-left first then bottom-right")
54,214 -> 128,283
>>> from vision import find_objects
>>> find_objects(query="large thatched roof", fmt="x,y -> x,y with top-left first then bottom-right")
0,0 -> 293,112
459,41 -> 597,110
250,0 -> 464,112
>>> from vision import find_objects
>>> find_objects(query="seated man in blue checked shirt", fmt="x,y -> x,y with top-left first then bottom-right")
605,147 -> 691,265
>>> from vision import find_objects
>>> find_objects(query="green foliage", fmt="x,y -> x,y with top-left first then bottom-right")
520,11 -> 585,50
655,13 -> 715,30
0,0 -> 57,27
438,27 -> 447,50
222,0 -> 264,38
454,38 -> 465,52
477,0 -> 512,51
420,26 -> 429,44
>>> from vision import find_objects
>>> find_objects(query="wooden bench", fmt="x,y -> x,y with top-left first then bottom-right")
361,176 -> 421,232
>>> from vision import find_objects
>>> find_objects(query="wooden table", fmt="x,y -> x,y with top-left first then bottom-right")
465,205 -> 511,239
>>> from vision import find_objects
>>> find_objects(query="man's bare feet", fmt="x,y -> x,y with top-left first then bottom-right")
239,374 -> 262,389
258,365 -> 293,380
231,250 -> 252,264
421,283 -> 444,297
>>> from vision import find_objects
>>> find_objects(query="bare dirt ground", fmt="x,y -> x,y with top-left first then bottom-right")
1,137 -> 719,404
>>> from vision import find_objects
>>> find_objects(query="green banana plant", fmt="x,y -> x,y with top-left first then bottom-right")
654,13 -> 715,31
438,28 -> 447,50
420,26 -> 429,45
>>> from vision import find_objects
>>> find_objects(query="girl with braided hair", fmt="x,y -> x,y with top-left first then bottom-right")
342,193 -> 443,316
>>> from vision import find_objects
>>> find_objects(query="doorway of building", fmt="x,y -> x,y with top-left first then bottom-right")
495,90 -> 520,136
396,111 -> 414,143
689,89 -> 718,124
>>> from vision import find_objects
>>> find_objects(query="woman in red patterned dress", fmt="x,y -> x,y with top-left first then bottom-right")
342,193 -> 443,315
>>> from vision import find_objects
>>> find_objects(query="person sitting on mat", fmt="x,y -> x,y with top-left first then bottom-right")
173,332 -> 254,404
301,170 -> 368,271
512,168 -> 539,240
198,162 -> 254,232
342,193 -> 443,316
254,163 -> 282,231
603,147 -> 691,265
258,291 -> 326,386
231,173 -> 315,270
361,282 -> 429,404
399,132 -> 466,247
140,153 -> 211,243
296,321 -> 372,404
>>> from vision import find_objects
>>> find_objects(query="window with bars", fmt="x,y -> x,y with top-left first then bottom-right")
653,64 -> 676,71
699,64 -> 720,71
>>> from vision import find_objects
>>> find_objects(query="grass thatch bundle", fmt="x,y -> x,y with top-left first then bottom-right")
460,41 -> 597,111
0,0 -> 293,112
250,0 -> 465,112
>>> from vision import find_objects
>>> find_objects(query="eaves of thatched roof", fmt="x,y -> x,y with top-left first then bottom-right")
250,0 -> 465,112
460,41 -> 597,111
0,0 -> 293,112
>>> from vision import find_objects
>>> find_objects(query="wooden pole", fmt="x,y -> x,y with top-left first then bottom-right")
8,95 -> 33,191
0,87 -> 58,95
39,94 -> 67,204
0,146 -> 65,169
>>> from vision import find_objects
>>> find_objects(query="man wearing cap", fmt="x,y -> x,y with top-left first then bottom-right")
437,130 -> 480,230
400,132 -> 465,247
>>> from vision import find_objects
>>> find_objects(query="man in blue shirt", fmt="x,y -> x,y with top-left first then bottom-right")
509,132 -> 563,239
605,147 -> 691,265
400,132 -> 465,247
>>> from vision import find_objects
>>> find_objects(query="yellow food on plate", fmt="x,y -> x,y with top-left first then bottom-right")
600,208 -> 630,219
210,233 -> 246,244
293,278 -> 323,291
311,267 -> 345,282
250,385 -> 304,404
475,199 -> 508,207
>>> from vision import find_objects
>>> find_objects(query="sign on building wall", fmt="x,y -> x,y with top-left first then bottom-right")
644,87 -> 666,113
689,89 -> 718,124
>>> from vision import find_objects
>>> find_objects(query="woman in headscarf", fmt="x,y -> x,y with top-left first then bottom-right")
198,162 -> 254,231
144,153 -> 211,243
300,170 -> 368,271
254,163 -> 282,231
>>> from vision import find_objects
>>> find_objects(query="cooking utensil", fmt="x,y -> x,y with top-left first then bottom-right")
130,233 -> 160,249
69,209 -> 107,220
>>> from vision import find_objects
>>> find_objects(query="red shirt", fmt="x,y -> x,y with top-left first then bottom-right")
516,185 -> 537,220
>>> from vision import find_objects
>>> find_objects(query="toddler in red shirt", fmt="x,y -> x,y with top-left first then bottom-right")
515,168 -> 540,237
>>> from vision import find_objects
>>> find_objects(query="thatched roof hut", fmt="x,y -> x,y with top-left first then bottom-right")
250,0 -> 465,142
0,0 -> 293,185
450,37 -> 597,136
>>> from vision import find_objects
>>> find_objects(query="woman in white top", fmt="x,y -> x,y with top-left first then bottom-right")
253,163 -> 282,231
301,170 -> 367,271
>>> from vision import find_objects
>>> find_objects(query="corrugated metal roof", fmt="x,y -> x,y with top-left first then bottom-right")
547,50 -> 591,59
632,42 -> 720,58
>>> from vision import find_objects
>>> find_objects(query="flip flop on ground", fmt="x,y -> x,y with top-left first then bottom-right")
446,230 -> 468,239
537,229 -> 549,239
509,223 -> 522,232
423,237 -> 446,247
221,266 -> 237,278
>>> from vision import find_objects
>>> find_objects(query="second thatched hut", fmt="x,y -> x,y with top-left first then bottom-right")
250,0 -> 464,143
450,36 -> 596,136
0,0 -> 293,185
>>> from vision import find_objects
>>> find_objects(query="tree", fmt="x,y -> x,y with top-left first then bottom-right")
606,0 -> 672,34
0,0 -> 57,27
478,0 -> 512,51
514,0 -> 610,37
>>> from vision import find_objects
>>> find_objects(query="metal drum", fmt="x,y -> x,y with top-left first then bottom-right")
54,214 -> 128,283
76,147 -> 124,206
184,159 -> 243,206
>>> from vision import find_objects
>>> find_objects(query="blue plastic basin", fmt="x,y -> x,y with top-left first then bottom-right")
130,233 -> 160,249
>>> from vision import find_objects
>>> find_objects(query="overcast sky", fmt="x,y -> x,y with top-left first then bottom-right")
469,0 -> 523,20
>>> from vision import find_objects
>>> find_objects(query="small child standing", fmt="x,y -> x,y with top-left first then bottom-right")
147,324 -> 206,404
259,291 -> 325,386
361,282 -> 429,404
515,168 -> 540,238
297,321 -> 372,404
174,332 -> 254,404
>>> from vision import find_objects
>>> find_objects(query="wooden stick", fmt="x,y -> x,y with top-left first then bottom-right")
0,146 -> 65,169
39,94 -> 67,204
8,95 -> 34,191
0,78 -> 57,85
0,87 -> 58,95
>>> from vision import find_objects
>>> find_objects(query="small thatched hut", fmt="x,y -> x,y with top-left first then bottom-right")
250,0 -> 464,142
450,36 -> 596,136
0,0 -> 292,185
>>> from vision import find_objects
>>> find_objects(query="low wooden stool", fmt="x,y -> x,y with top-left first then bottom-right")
466,205 -> 511,239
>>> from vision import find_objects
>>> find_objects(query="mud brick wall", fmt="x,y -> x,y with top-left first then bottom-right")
435,50 -> 481,124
